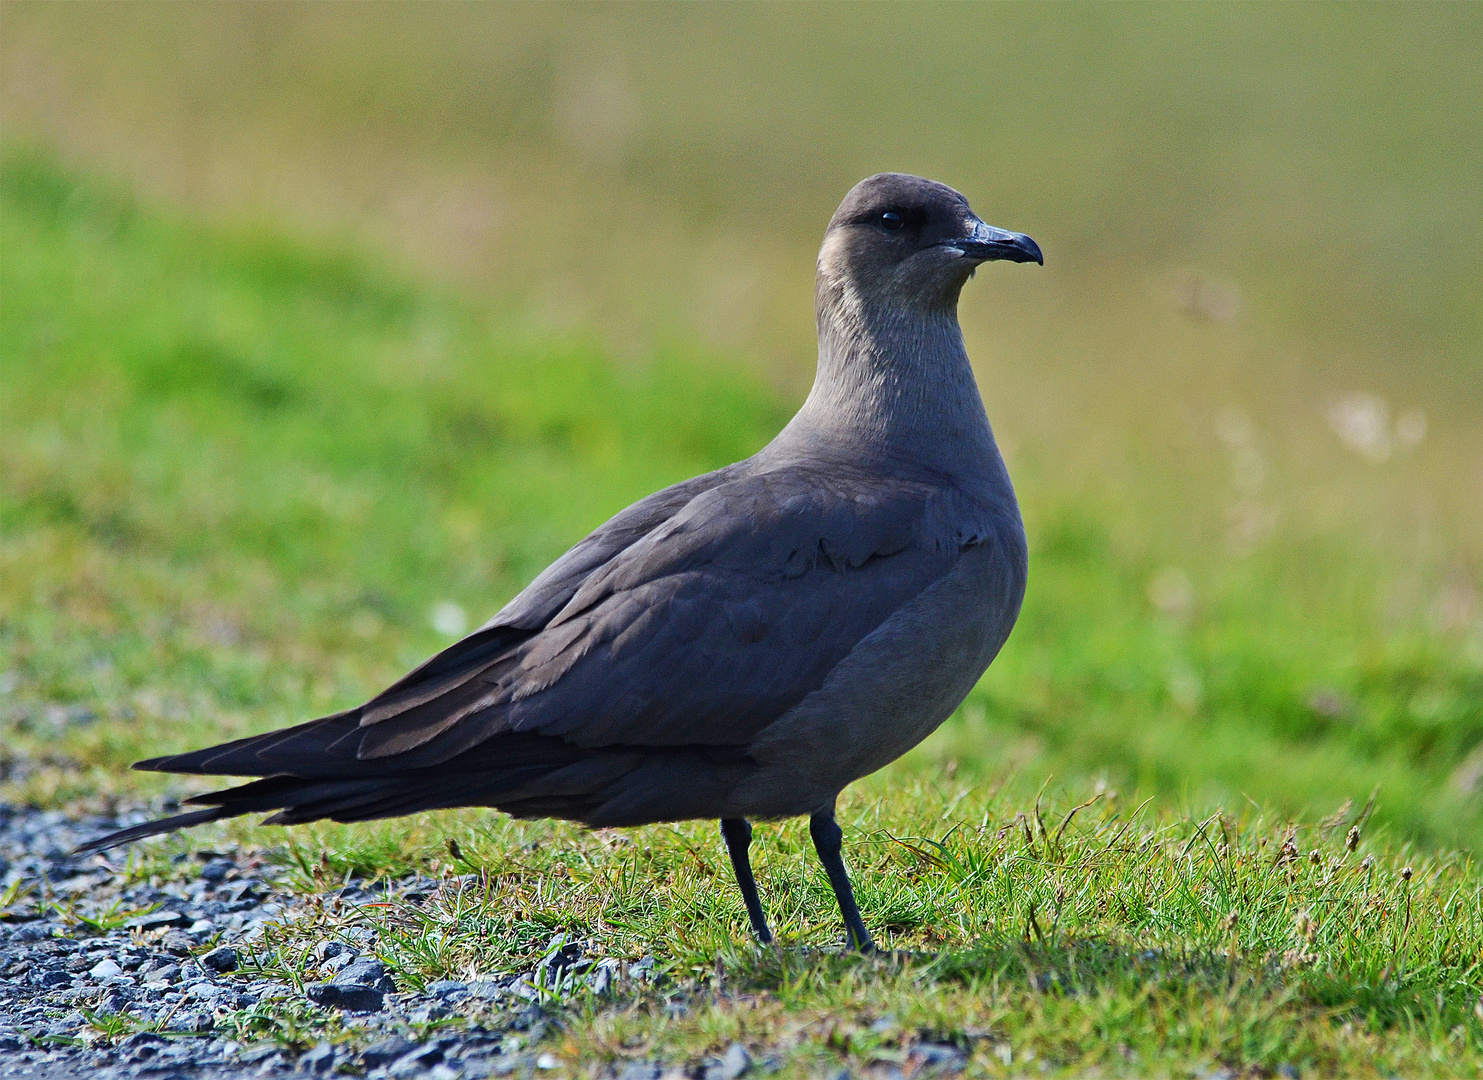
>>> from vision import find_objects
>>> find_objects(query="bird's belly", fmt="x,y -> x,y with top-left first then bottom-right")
736,534 -> 1024,818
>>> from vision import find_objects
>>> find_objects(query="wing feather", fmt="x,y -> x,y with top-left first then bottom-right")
148,461 -> 992,772
367,463 -> 989,761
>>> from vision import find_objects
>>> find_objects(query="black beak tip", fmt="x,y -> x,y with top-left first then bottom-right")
1010,234 -> 1044,266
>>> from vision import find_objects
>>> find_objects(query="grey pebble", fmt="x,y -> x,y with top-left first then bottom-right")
313,939 -> 355,963
912,1043 -> 966,1071
306,981 -> 386,1012
199,858 -> 236,884
126,910 -> 190,931
362,1036 -> 416,1068
200,945 -> 238,972
300,1040 -> 339,1073
389,1042 -> 446,1078
703,1042 -> 750,1080
618,1064 -> 663,1080
336,957 -> 396,993
238,1044 -> 287,1065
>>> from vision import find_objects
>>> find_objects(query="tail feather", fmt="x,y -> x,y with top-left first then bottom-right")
185,775 -> 387,815
70,731 -> 626,854
73,807 -> 234,854
267,783 -> 478,825
133,711 -> 366,777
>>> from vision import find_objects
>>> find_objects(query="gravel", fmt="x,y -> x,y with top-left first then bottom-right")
1,802 -> 969,1079
0,802 -> 650,1079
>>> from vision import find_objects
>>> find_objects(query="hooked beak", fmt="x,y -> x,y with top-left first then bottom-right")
948,219 -> 1043,266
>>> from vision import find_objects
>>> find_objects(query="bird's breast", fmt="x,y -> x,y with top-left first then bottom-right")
735,527 -> 1025,817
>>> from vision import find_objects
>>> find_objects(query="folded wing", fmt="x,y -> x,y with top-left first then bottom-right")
87,462 -> 989,850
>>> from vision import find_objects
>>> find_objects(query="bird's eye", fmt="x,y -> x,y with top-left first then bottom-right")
880,211 -> 904,232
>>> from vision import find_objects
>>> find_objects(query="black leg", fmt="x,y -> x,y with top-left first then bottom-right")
721,818 -> 773,944
809,805 -> 875,952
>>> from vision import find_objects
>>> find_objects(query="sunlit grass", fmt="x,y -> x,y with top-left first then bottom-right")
79,782 -> 1483,1077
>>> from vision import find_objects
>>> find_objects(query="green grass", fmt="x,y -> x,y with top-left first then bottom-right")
41,786 -> 1483,1077
2,153 -> 1482,1075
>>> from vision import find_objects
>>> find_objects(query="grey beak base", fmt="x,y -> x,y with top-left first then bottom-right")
950,222 -> 1043,266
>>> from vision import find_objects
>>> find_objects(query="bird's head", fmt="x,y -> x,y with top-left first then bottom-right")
818,173 -> 1041,318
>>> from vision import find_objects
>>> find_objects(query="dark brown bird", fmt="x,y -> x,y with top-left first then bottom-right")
78,173 -> 1041,951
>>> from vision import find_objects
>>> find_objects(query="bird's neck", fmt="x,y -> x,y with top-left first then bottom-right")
771,295 -> 1008,492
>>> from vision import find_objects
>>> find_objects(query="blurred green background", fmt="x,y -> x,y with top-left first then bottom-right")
2,3 -> 1480,846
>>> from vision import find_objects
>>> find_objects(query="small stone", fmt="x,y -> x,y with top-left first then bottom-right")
314,939 -> 355,962
703,1042 -> 750,1080
255,1051 -> 289,1074
405,1002 -> 452,1025
201,946 -> 238,973
120,1031 -> 168,1052
52,1009 -> 86,1032
629,956 -> 656,982
187,980 -> 230,1001
509,1003 -> 545,1031
200,858 -> 235,884
301,1041 -> 338,1074
588,957 -> 622,995
239,1045 -> 286,1065
88,958 -> 123,978
362,1036 -> 415,1068
536,1053 -> 560,1070
322,951 -> 357,975
911,1043 -> 965,1071
427,979 -> 469,999
160,930 -> 195,955
306,981 -> 385,1012
389,1043 -> 445,1078
336,957 -> 396,993
142,966 -> 182,988
618,1064 -> 662,1080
